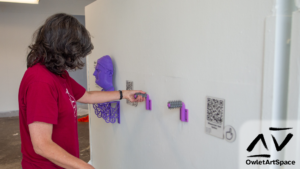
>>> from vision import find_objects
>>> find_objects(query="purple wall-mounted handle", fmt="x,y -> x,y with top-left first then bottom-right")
180,102 -> 188,122
134,93 -> 152,111
146,94 -> 151,110
167,101 -> 188,122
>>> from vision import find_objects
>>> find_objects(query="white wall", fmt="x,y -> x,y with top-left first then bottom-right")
85,0 -> 280,169
285,9 -> 300,168
0,0 -> 95,113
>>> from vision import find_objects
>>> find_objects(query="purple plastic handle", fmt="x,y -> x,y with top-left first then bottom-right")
180,102 -> 189,122
134,93 -> 152,110
180,102 -> 188,122
146,94 -> 151,110
167,101 -> 188,122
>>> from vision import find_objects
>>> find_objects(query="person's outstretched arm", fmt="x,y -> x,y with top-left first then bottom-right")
77,90 -> 146,104
29,122 -> 94,169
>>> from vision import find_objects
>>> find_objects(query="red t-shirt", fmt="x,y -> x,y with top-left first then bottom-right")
18,63 -> 86,169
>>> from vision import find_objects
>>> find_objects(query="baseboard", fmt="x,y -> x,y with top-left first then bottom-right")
0,110 -> 19,117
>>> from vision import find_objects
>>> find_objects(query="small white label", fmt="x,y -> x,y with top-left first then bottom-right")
224,125 -> 236,143
126,80 -> 138,107
205,96 -> 225,139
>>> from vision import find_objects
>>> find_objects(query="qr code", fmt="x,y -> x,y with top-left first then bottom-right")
207,97 -> 225,124
126,80 -> 138,107
126,80 -> 133,90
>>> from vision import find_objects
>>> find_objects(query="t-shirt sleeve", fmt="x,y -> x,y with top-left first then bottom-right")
67,76 -> 86,101
26,82 -> 58,125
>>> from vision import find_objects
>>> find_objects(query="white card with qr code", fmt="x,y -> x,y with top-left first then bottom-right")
205,97 -> 225,139
126,80 -> 138,107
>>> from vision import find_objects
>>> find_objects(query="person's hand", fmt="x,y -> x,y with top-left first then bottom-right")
123,90 -> 146,102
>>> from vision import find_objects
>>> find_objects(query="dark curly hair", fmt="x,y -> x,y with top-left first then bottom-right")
27,13 -> 94,75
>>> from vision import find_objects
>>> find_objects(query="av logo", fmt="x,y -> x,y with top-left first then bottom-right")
246,128 -> 293,158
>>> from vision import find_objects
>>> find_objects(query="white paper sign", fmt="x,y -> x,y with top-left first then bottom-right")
205,96 -> 225,139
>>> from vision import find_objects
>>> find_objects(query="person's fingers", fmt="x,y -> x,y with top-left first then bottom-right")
139,90 -> 146,94
127,91 -> 147,102
132,95 -> 139,102
131,94 -> 137,102
133,90 -> 145,94
132,92 -> 138,100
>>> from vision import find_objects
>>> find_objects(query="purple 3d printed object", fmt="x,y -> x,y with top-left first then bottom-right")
93,55 -> 115,91
93,101 -> 120,123
134,93 -> 152,110
93,55 -> 120,123
167,100 -> 188,122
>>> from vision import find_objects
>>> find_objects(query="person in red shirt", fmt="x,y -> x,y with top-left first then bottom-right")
18,13 -> 145,169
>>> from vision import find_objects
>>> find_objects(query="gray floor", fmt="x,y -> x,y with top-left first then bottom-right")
0,115 -> 90,169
